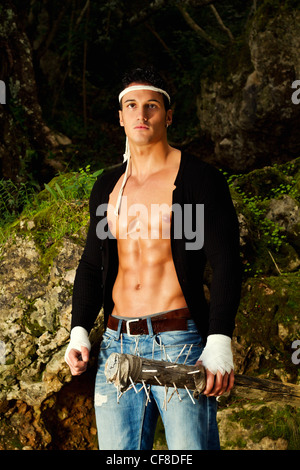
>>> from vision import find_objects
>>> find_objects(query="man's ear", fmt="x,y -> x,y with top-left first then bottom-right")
166,108 -> 172,127
119,110 -> 124,127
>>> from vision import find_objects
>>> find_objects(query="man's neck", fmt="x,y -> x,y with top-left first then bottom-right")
129,141 -> 174,181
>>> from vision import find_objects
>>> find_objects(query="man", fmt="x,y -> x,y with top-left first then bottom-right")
65,66 -> 242,450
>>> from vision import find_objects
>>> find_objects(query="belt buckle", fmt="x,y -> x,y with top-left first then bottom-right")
126,318 -> 139,336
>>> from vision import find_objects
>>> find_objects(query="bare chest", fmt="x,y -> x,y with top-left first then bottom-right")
107,172 -> 176,240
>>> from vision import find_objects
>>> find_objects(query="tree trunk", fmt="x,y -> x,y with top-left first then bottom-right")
0,0 -> 61,181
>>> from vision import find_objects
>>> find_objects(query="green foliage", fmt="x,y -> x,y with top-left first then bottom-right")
43,166 -> 103,203
0,166 -> 104,255
0,179 -> 36,227
30,166 -> 103,253
223,158 -> 300,278
236,192 -> 287,254
227,175 -> 285,254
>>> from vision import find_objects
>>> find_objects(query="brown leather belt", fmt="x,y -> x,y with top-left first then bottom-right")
107,307 -> 191,336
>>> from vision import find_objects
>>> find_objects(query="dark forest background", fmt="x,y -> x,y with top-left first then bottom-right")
0,0 -> 255,187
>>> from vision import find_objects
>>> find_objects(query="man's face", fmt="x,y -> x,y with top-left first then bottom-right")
119,83 -> 172,147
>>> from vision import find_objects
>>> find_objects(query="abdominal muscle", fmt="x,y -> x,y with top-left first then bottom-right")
111,237 -> 187,317
107,167 -> 187,318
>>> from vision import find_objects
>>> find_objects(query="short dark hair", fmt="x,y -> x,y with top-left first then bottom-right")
120,66 -> 171,110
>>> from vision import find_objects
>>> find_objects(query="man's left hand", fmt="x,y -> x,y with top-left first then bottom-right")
195,361 -> 234,397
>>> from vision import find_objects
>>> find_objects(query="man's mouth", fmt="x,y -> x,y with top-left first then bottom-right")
134,125 -> 149,129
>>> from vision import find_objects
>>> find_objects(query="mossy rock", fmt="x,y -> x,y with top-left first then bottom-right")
229,157 -> 300,278
218,402 -> 300,450
235,272 -> 300,383
231,166 -> 292,200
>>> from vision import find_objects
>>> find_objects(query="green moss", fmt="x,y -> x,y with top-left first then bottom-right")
230,166 -> 293,200
27,200 -> 88,253
238,273 -> 300,329
230,405 -> 300,450
221,436 -> 247,450
236,272 -> 300,381
23,304 -> 46,337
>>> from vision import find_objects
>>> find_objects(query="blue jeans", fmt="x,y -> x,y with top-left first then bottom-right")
94,314 -> 220,450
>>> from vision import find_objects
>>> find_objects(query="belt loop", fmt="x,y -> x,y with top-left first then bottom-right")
116,319 -> 122,340
146,317 -> 154,336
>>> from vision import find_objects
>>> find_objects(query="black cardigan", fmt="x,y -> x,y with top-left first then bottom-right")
71,152 -> 242,339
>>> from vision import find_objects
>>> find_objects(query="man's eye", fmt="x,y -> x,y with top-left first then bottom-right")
127,103 -> 136,108
148,104 -> 156,109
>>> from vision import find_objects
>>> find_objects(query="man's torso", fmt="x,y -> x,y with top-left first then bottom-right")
107,150 -> 187,317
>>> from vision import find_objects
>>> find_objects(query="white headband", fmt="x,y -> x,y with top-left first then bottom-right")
118,85 -> 171,105
115,84 -> 171,217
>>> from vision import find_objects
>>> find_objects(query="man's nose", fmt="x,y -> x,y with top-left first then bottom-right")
137,107 -> 148,121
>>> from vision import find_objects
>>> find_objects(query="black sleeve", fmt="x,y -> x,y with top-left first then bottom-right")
201,166 -> 242,337
71,177 -> 105,332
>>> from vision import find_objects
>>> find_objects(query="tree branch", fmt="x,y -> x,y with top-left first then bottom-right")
35,0 -> 72,61
177,4 -> 224,50
124,0 -> 220,27
75,0 -> 90,30
145,22 -> 184,72
210,4 -> 234,42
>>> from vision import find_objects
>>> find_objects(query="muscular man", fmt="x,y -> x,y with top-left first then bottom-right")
65,67 -> 242,450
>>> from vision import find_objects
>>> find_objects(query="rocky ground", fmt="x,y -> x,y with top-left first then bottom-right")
0,155 -> 299,450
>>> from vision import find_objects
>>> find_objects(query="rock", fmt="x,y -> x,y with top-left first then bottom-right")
0,214 -> 104,449
0,234 -> 83,405
197,8 -> 300,171
265,195 -> 300,249
230,157 -> 300,276
217,403 -> 289,450
233,273 -> 300,383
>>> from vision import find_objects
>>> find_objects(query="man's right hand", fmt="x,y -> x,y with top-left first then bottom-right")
64,326 -> 91,375
65,346 -> 90,376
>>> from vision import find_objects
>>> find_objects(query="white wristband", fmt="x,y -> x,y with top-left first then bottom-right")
199,334 -> 233,375
64,326 -> 91,364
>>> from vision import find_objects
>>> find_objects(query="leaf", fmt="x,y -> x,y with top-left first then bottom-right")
55,183 -> 66,199
92,169 -> 104,178
44,183 -> 58,200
